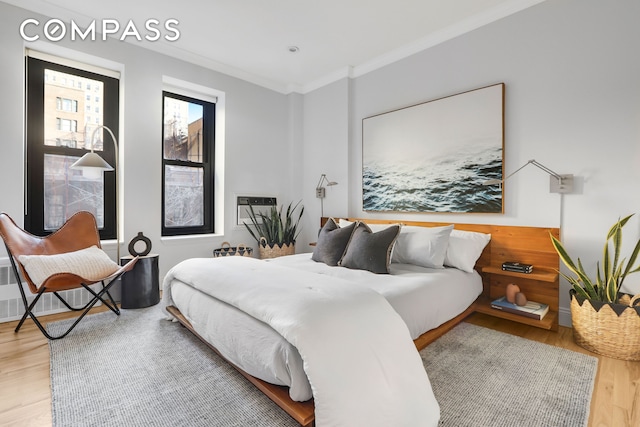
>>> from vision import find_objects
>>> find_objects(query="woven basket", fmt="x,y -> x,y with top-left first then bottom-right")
213,242 -> 253,258
570,290 -> 640,361
258,237 -> 295,259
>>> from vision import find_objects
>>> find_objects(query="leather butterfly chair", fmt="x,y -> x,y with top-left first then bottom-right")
0,211 -> 138,340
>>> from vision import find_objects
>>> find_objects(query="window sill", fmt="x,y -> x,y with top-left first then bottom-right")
160,233 -> 224,245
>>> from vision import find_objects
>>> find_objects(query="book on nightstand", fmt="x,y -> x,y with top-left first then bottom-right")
501,261 -> 533,273
490,296 -> 549,320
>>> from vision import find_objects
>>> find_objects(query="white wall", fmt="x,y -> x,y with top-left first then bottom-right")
0,2 -> 294,285
301,0 -> 640,326
2,0 -> 640,326
299,78 -> 351,245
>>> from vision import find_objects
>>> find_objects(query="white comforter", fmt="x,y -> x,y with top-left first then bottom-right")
163,256 -> 440,427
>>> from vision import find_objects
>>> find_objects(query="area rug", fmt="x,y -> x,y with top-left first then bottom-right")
49,308 -> 598,426
421,323 -> 598,427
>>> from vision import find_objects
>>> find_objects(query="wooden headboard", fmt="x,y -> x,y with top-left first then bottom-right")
321,217 -> 560,329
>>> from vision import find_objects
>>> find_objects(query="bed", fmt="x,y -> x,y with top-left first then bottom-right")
162,218 -> 558,426
166,253 -> 482,398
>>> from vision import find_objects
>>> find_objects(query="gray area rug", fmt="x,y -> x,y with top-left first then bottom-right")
421,323 -> 597,427
49,308 -> 597,426
48,307 -> 299,427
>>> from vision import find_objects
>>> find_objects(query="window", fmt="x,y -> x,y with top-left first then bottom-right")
162,91 -> 215,236
25,55 -> 119,239
56,118 -> 77,132
56,97 -> 78,112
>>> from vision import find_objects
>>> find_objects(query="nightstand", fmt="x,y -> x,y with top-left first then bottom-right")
476,265 -> 559,331
119,254 -> 160,309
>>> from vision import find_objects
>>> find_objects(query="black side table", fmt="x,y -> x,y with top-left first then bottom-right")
119,254 -> 160,309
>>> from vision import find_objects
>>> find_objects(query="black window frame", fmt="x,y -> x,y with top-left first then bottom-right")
161,91 -> 215,236
25,56 -> 119,239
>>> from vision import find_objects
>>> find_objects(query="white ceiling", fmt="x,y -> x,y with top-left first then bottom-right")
6,0 -> 546,93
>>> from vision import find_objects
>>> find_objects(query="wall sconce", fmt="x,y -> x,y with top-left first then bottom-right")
316,174 -> 338,217
483,159 -> 573,194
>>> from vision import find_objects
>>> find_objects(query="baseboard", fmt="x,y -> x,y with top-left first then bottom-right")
558,306 -> 571,328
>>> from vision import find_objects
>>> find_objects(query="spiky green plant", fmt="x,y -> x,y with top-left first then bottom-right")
243,201 -> 304,248
550,214 -> 640,303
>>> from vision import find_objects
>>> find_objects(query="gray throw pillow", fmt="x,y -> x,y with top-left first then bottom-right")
311,218 -> 357,266
340,222 -> 400,274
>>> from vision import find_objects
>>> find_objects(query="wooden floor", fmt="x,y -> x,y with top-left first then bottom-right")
0,309 -> 638,427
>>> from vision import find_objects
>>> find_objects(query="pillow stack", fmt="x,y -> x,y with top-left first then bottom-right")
312,218 -> 491,274
312,218 -> 400,273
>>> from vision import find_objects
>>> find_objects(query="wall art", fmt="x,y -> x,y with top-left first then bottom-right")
362,83 -> 504,213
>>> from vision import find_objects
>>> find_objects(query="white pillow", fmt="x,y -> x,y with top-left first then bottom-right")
338,219 -> 398,232
444,229 -> 491,273
391,225 -> 454,269
19,245 -> 120,287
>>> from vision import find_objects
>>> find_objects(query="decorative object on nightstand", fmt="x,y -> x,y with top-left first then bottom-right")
551,214 -> 640,361
243,201 -> 304,259
515,292 -> 528,306
505,283 -> 520,303
316,174 -> 338,217
128,232 -> 152,257
505,283 -> 528,305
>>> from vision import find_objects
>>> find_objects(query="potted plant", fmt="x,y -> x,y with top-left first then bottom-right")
550,214 -> 640,360
243,201 -> 304,259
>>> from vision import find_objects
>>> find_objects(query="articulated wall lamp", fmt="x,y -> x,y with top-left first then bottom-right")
482,159 -> 573,194
316,174 -> 338,217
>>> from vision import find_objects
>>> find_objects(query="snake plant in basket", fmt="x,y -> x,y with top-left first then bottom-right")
550,214 -> 640,360
243,201 -> 304,259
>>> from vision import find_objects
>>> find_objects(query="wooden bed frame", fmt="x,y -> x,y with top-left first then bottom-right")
167,218 -> 560,427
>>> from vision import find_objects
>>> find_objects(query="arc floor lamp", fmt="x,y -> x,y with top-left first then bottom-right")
70,125 -> 120,261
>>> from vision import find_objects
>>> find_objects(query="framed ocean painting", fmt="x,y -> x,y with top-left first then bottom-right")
362,83 -> 504,213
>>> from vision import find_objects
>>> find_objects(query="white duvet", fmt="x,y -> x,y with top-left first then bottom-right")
269,254 -> 482,339
163,256 -> 440,427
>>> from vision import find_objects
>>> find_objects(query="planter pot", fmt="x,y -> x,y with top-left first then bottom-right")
258,237 -> 295,259
570,290 -> 640,361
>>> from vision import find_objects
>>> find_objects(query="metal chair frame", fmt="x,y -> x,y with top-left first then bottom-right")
6,245 -> 129,340
0,211 -> 137,340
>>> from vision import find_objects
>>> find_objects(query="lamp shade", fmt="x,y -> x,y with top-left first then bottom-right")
70,152 -> 114,171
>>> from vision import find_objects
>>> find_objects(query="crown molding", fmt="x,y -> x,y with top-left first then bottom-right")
297,0 -> 547,94
4,0 -> 548,95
